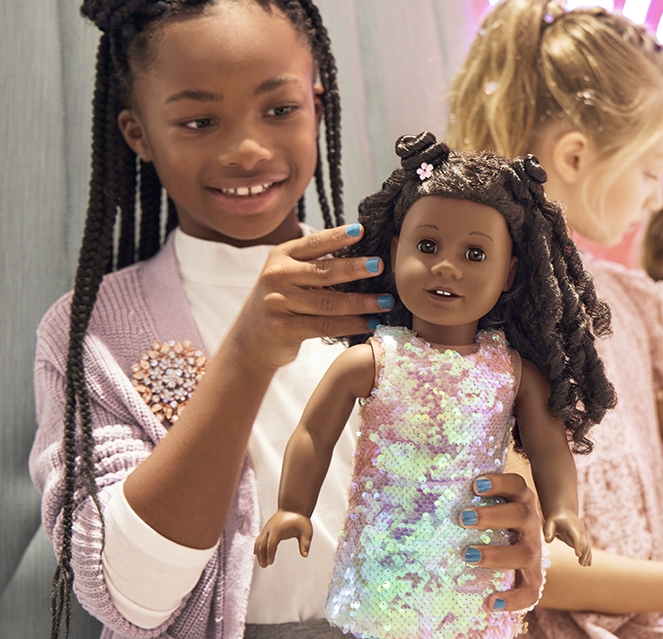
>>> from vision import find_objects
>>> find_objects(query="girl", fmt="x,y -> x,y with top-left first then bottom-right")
448,1 -> 663,636
254,133 -> 615,639
30,2 -> 544,638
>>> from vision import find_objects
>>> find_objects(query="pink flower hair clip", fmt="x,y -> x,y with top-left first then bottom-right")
417,162 -> 434,181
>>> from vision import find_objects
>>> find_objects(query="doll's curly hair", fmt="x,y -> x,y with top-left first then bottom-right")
338,131 -> 616,456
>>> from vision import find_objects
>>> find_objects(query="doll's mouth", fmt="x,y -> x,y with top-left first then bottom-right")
427,288 -> 460,299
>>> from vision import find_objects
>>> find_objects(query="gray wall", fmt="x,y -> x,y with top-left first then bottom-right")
0,1 -> 474,635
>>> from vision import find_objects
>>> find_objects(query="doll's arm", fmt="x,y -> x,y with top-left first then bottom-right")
254,343 -> 375,567
514,359 -> 591,567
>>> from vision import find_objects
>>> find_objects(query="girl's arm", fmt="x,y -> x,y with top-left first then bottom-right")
508,452 -> 663,612
254,342 -> 375,567
123,226 -> 387,550
514,359 -> 591,566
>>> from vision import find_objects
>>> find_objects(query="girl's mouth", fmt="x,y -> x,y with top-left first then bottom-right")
218,182 -> 275,197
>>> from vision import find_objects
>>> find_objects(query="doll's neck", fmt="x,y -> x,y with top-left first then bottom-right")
411,316 -> 479,348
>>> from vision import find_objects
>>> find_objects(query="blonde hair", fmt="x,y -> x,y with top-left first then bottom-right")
448,0 -> 663,197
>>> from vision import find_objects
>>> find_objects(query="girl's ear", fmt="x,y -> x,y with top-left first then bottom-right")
550,131 -> 593,186
503,256 -> 518,292
390,236 -> 400,273
118,109 -> 153,162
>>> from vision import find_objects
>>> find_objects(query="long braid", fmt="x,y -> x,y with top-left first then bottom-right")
298,0 -> 344,226
138,160 -> 163,260
116,142 -> 137,269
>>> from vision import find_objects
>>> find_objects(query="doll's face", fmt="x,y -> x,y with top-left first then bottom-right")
391,196 -> 517,346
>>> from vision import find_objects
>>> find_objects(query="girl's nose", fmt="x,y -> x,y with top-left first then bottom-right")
431,258 -> 462,279
219,132 -> 273,170
648,180 -> 663,213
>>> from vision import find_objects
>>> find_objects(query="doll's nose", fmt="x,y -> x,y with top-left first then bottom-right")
431,258 -> 462,279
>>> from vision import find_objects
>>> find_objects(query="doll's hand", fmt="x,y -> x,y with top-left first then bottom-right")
543,508 -> 592,567
254,510 -> 313,568
229,224 -> 391,372
460,474 -> 543,612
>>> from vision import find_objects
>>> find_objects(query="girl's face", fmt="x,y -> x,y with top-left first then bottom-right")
594,142 -> 663,246
118,2 -> 321,246
391,196 -> 517,347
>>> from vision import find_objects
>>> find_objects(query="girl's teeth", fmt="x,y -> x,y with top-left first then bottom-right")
221,183 -> 272,196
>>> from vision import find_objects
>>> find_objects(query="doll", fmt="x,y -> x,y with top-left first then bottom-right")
254,133 -> 617,639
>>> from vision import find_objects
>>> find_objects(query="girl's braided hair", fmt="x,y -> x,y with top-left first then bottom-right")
337,131 -> 616,455
53,1 -> 343,636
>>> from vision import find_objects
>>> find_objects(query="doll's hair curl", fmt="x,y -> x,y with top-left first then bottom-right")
337,131 -> 616,457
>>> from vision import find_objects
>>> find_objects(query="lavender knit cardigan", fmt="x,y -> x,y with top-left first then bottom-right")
30,236 -> 260,639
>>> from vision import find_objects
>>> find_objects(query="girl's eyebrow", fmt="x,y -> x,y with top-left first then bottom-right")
255,75 -> 302,95
165,89 -> 221,104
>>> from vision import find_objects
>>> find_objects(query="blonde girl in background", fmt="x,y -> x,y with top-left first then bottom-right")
448,0 -> 663,637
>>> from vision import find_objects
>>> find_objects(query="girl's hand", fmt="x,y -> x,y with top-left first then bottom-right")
254,511 -> 313,568
543,508 -> 592,567
227,224 -> 390,372
460,473 -> 543,612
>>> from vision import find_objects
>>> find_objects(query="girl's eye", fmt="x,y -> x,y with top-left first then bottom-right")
184,118 -> 213,130
417,239 -> 437,254
267,105 -> 299,117
465,248 -> 486,262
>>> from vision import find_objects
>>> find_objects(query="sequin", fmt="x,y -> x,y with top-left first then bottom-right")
325,327 -> 523,639
131,340 -> 207,425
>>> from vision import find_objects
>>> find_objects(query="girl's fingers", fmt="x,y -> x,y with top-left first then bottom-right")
282,224 -> 365,262
262,253 -> 384,290
463,542 -> 536,571
486,574 -> 540,613
473,473 -> 534,506
268,289 -> 393,319
459,500 -> 532,533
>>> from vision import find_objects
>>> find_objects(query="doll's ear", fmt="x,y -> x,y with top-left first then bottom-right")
390,236 -> 400,273
503,256 -> 518,292
118,108 -> 153,162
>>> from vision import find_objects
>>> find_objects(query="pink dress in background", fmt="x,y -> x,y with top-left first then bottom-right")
525,258 -> 663,638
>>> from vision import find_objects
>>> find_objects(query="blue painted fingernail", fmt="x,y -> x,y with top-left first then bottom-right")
366,257 -> 380,273
461,510 -> 478,526
464,547 -> 482,564
367,318 -> 381,330
493,598 -> 507,611
346,224 -> 361,237
476,478 -> 492,494
378,294 -> 394,309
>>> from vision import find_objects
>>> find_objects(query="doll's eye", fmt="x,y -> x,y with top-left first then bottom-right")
417,239 -> 437,254
465,248 -> 486,262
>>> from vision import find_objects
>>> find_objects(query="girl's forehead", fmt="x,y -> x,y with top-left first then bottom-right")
142,2 -> 313,78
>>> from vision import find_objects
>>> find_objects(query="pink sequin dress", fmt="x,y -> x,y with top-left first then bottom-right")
325,327 -> 524,639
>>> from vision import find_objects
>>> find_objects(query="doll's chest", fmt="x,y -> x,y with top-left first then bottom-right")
355,328 -> 517,477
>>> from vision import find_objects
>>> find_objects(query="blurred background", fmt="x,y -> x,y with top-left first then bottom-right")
2,1 -> 663,636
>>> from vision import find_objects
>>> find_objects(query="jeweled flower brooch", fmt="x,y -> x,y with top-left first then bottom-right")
131,340 -> 207,424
